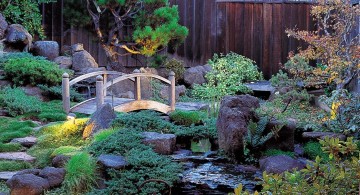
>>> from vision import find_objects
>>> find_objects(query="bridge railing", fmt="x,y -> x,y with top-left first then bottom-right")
62,70 -> 128,114
62,69 -> 175,114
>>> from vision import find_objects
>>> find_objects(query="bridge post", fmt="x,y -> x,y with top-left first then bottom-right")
62,73 -> 70,114
169,71 -> 176,111
133,69 -> 141,100
96,75 -> 104,109
103,73 -> 107,97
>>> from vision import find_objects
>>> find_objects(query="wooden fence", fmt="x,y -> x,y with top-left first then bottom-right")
42,0 -> 317,78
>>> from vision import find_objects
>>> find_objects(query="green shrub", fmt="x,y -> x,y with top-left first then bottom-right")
193,52 -> 263,101
303,141 -> 329,161
169,110 -> 206,126
0,87 -> 42,116
0,160 -> 32,171
3,57 -> 65,86
63,152 -> 97,193
0,52 -> 37,69
164,58 -> 185,82
93,129 -> 118,142
0,143 -> 22,152
263,149 -> 295,158
38,84 -> 85,102
51,146 -> 81,157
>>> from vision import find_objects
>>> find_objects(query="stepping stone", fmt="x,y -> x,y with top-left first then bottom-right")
0,152 -> 36,162
11,137 -> 37,147
175,102 -> 209,111
0,171 -> 18,181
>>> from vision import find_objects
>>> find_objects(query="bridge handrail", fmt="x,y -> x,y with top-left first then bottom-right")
68,71 -> 128,86
105,72 -> 171,89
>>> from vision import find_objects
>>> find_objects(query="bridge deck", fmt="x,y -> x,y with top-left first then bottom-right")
71,96 -> 209,115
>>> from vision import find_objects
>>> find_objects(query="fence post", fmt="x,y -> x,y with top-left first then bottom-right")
96,75 -> 104,109
169,71 -> 176,111
62,73 -> 70,114
103,73 -> 107,97
133,69 -> 141,100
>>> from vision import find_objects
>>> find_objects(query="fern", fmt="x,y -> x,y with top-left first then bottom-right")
245,117 -> 272,147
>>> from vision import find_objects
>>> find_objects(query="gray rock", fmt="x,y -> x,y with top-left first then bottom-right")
160,85 -> 186,100
32,41 -> 59,60
259,155 -> 306,174
52,155 -> 70,168
245,81 -> 275,92
97,154 -> 128,169
72,50 -> 98,72
0,152 -> 36,162
4,24 -> 32,52
0,172 -> 18,181
21,85 -> 48,101
302,132 -> 346,141
142,132 -> 176,155
0,14 -> 8,39
71,43 -> 84,53
54,56 -> 72,69
11,136 -> 37,148
6,174 -> 50,195
183,65 -> 211,88
175,102 -> 210,111
39,167 -> 66,188
217,95 -> 260,161
14,169 -> 41,176
82,103 -> 116,138
294,144 -> 304,157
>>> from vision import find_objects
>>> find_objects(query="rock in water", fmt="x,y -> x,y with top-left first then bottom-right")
82,103 -> 116,139
217,95 -> 260,162
142,132 -> 176,155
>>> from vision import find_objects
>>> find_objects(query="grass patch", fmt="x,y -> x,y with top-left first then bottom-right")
263,149 -> 295,158
27,147 -> 55,168
51,146 -> 81,157
0,142 -> 23,152
0,160 -> 32,171
0,117 -> 36,143
169,110 -> 206,126
63,152 -> 97,194
93,129 -> 119,142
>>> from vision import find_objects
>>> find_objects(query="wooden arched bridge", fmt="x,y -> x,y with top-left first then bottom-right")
62,70 -> 176,115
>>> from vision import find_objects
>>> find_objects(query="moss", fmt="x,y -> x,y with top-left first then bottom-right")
93,129 -> 119,143
51,146 -> 81,157
0,160 -> 32,171
0,142 -> 23,153
0,118 -> 36,143
263,149 -> 295,158
304,141 -> 329,161
169,110 -> 206,126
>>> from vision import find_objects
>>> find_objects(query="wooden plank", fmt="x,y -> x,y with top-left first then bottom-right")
114,100 -> 172,114
243,3 -> 254,59
227,3 -> 236,53
262,3 -> 272,79
194,0 -> 204,62
234,3 -> 245,55
185,0 -> 194,62
252,3 -> 263,66
216,2 -> 227,53
271,3 -> 283,75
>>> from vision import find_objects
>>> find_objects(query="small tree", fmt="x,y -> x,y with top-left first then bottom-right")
86,0 -> 188,66
0,0 -> 56,39
286,0 -> 359,89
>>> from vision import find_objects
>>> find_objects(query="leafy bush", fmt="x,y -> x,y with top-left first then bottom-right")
164,58 -> 185,82
303,141 -> 329,162
261,137 -> 360,194
0,87 -> 42,116
193,52 -> 263,101
0,52 -> 36,69
63,152 -> 97,193
169,110 -> 206,126
263,149 -> 295,158
3,57 -> 65,86
0,160 -> 32,171
38,84 -> 85,102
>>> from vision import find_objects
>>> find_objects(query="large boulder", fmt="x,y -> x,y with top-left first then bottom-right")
97,154 -> 128,169
38,167 -> 66,188
217,95 -> 260,161
142,132 -> 176,155
0,14 -> 8,39
262,119 -> 296,151
72,47 -> 99,72
6,174 -> 50,195
82,103 -> 116,139
54,56 -> 72,69
4,24 -> 32,52
32,41 -> 59,60
183,65 -> 211,88
259,155 -> 306,174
